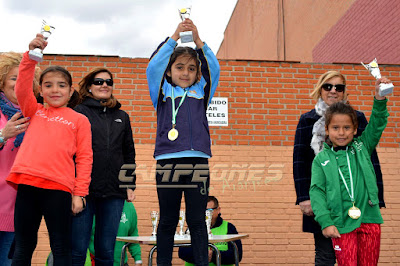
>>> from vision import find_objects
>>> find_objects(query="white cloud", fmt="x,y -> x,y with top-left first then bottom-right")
0,0 -> 237,58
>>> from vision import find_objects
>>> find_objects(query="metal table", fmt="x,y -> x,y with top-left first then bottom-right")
117,234 -> 248,266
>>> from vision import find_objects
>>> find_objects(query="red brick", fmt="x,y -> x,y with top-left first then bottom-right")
30,54 -> 400,266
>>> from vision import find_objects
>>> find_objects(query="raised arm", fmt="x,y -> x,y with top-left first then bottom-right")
15,34 -> 48,117
146,38 -> 176,108
197,43 -> 220,108
359,77 -> 390,154
15,35 -> 44,117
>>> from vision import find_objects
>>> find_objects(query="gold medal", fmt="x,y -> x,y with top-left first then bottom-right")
168,128 -> 179,141
348,203 -> 361,219
169,89 -> 188,142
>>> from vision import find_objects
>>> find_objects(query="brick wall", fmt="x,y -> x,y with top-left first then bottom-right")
30,54 -> 400,265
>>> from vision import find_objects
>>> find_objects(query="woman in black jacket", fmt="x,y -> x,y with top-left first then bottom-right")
71,68 -> 136,266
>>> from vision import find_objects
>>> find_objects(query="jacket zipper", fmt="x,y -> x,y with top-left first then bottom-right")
187,102 -> 194,150
104,106 -> 110,197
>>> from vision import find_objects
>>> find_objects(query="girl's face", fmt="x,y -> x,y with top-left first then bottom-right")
40,72 -> 73,108
321,76 -> 345,106
90,72 -> 113,100
167,55 -> 199,88
326,114 -> 357,147
1,66 -> 19,105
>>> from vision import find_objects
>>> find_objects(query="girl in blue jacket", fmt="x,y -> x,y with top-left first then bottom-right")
146,18 -> 220,266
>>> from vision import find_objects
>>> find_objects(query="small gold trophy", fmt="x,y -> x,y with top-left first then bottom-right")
361,58 -> 394,96
29,20 -> 55,62
178,7 -> 193,43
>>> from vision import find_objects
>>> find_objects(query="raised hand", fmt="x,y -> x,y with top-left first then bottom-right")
29,33 -> 48,52
375,77 -> 391,100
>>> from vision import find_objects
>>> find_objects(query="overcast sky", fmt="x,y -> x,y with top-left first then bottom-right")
0,0 -> 237,58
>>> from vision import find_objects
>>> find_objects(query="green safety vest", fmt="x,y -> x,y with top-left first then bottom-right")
185,220 -> 234,266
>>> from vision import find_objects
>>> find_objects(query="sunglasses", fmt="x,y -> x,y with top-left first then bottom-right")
92,78 -> 113,86
321,83 -> 346,93
207,207 -> 218,211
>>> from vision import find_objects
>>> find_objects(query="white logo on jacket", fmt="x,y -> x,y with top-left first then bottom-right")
321,160 -> 330,166
115,118 -> 122,123
120,212 -> 128,223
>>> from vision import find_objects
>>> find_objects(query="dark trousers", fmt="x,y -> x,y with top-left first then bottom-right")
71,196 -> 124,266
156,157 -> 209,266
13,185 -> 72,266
314,231 -> 336,266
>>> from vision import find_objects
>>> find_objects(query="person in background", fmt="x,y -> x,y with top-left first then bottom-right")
178,196 -> 243,265
89,201 -> 142,266
71,68 -> 136,266
293,70 -> 385,265
0,51 -> 41,266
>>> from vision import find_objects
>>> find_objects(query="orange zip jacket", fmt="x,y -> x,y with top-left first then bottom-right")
8,52 -> 92,196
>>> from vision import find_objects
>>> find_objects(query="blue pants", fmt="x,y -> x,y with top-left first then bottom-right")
0,231 -> 14,266
71,197 -> 124,266
156,158 -> 209,266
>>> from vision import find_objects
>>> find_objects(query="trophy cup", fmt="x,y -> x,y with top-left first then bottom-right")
29,20 -> 55,62
205,209 -> 213,237
361,58 -> 394,96
150,211 -> 159,238
178,7 -> 193,43
177,210 -> 186,237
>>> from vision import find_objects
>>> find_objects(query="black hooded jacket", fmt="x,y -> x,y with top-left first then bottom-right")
74,97 -> 136,198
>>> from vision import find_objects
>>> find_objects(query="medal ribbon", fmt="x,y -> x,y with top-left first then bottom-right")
171,88 -> 188,126
332,146 -> 355,203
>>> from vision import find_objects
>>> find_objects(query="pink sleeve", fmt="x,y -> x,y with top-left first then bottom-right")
73,116 -> 93,196
15,52 -> 39,118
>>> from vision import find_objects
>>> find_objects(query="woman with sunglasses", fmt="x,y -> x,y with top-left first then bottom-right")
71,68 -> 136,266
292,70 -> 384,265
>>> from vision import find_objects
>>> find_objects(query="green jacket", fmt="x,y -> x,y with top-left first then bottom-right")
310,98 -> 388,234
89,201 -> 142,265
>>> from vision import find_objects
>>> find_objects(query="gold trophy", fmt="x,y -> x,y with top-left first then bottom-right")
29,20 -> 55,62
361,58 -> 394,96
178,7 -> 193,43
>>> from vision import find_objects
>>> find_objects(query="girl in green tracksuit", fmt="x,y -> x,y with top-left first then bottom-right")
310,77 -> 391,266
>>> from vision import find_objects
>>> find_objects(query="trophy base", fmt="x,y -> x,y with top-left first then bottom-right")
29,49 -> 44,62
180,31 -> 193,43
379,82 -> 394,97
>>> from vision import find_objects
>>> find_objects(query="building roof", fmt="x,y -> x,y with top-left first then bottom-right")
312,0 -> 400,64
